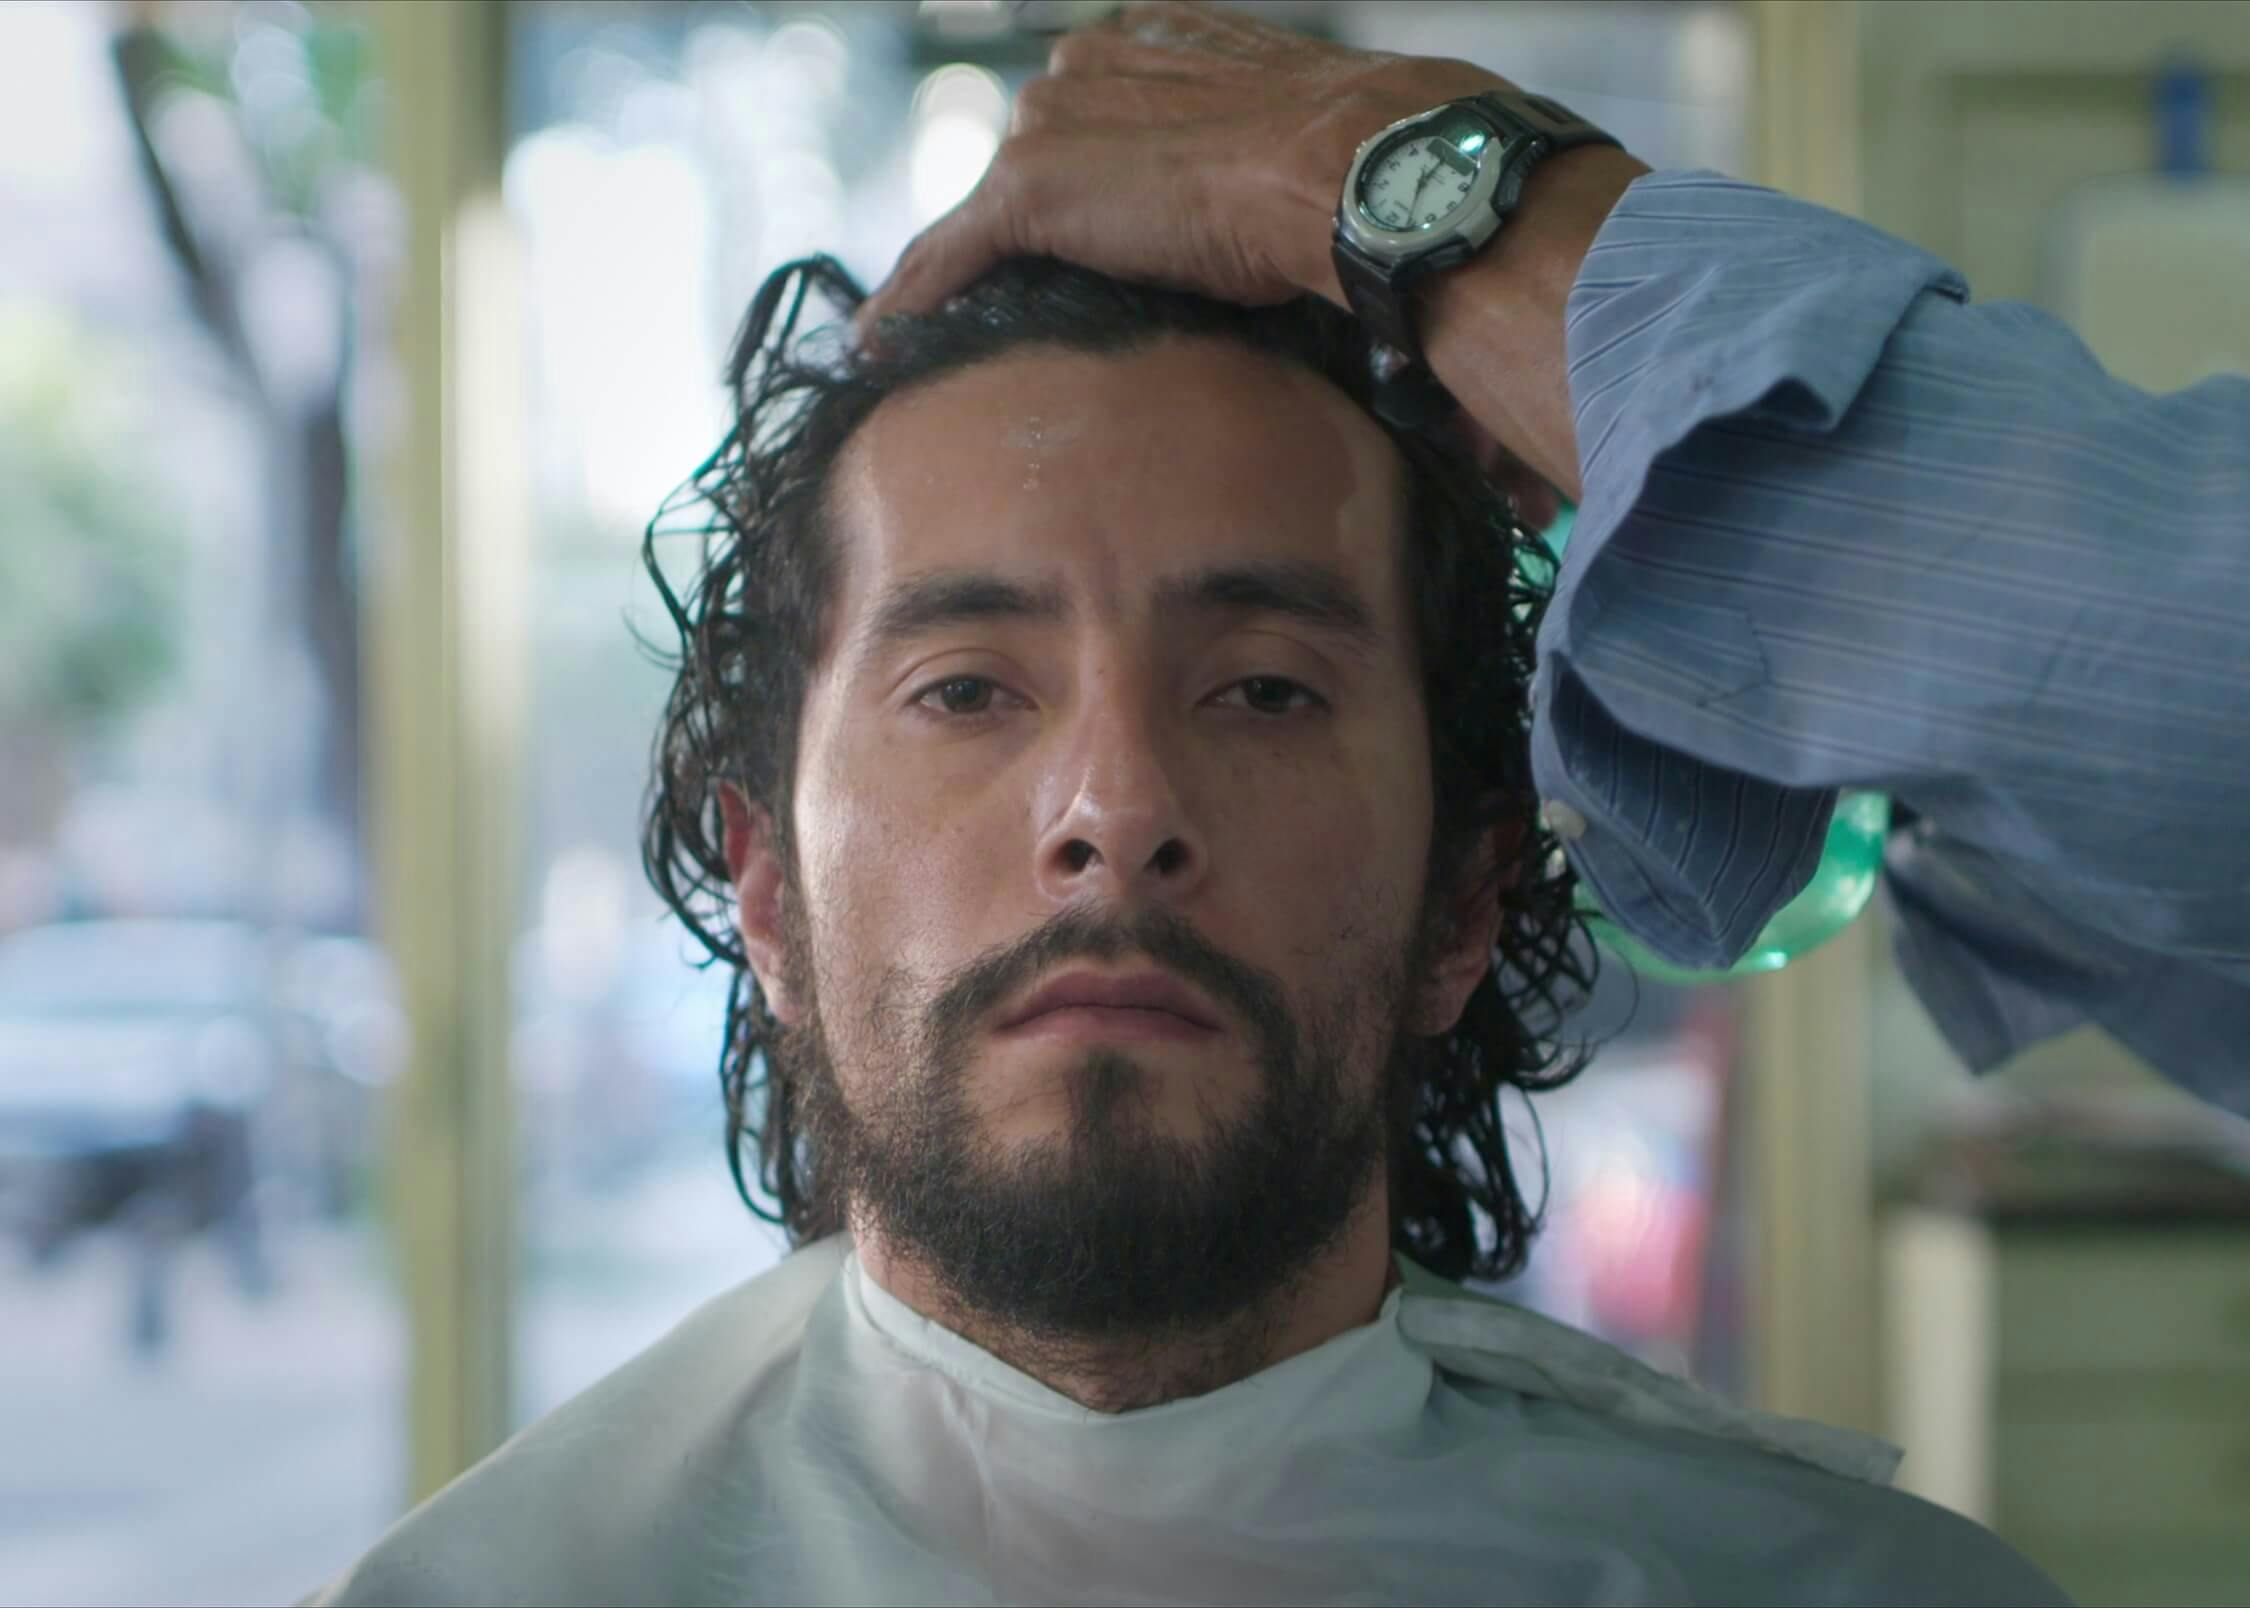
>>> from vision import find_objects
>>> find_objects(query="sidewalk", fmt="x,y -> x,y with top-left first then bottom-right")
0,1221 -> 402,1607
0,1143 -> 785,1608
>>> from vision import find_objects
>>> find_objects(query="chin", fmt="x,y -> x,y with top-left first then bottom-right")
979,1047 -> 1251,1146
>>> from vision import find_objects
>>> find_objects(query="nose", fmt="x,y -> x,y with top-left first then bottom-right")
1032,683 -> 1206,907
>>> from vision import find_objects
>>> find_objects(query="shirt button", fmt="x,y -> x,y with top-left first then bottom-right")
1540,800 -> 1588,842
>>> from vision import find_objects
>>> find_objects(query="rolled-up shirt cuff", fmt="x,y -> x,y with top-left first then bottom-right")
1532,658 -> 1833,968
1530,170 -> 1966,968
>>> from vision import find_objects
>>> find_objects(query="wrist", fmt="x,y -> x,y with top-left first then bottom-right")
1424,143 -> 1651,325
1418,143 -> 1650,499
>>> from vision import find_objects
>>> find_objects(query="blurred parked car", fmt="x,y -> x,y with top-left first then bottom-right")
0,918 -> 401,1353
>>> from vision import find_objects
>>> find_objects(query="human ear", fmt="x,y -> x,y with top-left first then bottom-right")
1407,819 -> 1520,1037
718,783 -> 807,1027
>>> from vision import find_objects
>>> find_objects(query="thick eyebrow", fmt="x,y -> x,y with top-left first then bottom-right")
1153,560 -> 1382,656
856,571 -> 1068,660
853,558 -> 1383,662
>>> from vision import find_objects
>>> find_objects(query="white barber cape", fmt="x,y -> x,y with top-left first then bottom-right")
310,1236 -> 2065,1607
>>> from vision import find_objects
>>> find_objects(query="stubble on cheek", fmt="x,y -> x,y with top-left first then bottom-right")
800,870 -> 921,1124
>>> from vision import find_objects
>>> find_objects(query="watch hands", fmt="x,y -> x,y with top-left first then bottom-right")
1407,160 -> 1438,219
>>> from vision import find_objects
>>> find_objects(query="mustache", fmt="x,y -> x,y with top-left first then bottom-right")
920,903 -> 1296,1065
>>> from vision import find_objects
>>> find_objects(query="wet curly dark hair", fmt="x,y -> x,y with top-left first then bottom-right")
641,254 -> 1596,1283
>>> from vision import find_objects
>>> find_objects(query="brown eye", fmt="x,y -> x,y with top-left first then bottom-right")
926,676 -> 995,714
1235,676 -> 1314,715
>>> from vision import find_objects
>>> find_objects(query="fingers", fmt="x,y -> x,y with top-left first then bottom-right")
1113,1 -> 1304,61
1048,1 -> 1309,73
1111,1 -> 1244,47
855,142 -> 1048,334
1044,28 -> 1210,79
857,1 -> 1340,335
1010,69 -> 1235,135
856,201 -> 1007,339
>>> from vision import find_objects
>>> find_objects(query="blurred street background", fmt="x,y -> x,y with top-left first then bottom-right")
2,3 -> 2247,1605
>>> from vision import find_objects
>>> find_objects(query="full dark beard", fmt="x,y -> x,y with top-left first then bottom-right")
785,901 -> 1412,1345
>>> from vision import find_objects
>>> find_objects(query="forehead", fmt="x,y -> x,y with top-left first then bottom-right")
827,338 -> 1409,639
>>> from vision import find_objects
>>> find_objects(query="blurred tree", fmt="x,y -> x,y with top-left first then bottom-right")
0,304 -> 181,843
111,0 -> 394,928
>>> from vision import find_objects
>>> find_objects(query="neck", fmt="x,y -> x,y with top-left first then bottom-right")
853,1187 -> 1398,1414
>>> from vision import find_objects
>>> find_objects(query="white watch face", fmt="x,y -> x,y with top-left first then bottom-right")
1355,121 -> 1489,232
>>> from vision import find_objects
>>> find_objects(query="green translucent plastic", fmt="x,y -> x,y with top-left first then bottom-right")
1530,502 -> 1888,983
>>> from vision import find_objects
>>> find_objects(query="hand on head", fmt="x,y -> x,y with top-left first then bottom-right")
855,1 -> 1510,337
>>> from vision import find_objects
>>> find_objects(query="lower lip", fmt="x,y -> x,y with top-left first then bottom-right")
1003,1005 -> 1217,1043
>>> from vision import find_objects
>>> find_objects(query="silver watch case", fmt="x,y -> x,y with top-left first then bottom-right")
1334,102 -> 1530,275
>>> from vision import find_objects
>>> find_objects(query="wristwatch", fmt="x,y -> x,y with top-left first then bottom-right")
1333,89 -> 1619,380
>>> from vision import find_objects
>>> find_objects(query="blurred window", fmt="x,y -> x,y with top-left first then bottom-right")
0,3 -> 405,1603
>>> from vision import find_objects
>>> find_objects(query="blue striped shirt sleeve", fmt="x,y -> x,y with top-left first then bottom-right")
1536,170 -> 2250,1110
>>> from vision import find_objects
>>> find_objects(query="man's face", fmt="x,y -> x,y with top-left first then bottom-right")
736,337 -> 1465,1337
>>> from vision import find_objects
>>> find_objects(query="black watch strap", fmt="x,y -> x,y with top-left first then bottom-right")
1334,235 -> 1422,356
1471,88 -> 1618,158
